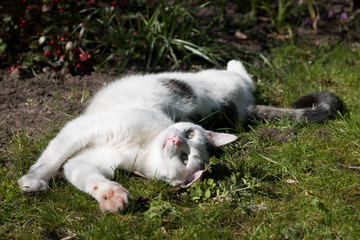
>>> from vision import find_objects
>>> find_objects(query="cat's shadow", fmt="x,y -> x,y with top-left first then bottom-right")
125,196 -> 152,214
202,163 -> 233,182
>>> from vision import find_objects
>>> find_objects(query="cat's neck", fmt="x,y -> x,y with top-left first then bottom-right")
129,135 -> 164,175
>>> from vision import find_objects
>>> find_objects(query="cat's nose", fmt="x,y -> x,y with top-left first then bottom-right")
168,136 -> 182,145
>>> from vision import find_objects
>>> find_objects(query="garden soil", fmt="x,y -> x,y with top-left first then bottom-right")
0,68 -> 116,149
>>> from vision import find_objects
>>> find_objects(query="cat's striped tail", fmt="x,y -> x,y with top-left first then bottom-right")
246,92 -> 344,122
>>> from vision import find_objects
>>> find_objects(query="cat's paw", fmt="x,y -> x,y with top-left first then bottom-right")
98,183 -> 129,213
18,175 -> 48,192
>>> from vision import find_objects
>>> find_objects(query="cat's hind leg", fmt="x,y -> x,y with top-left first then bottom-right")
226,60 -> 248,75
226,60 -> 254,87
63,147 -> 130,213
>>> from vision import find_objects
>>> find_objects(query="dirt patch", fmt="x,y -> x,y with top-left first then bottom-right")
0,68 -> 116,149
259,128 -> 296,143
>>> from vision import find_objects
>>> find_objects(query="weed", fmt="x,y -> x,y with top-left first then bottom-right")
1,0 -> 223,73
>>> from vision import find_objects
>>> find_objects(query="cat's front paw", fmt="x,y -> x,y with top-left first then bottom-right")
18,175 -> 48,192
98,183 -> 129,213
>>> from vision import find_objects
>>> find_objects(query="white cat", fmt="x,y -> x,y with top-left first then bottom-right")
18,60 -> 343,213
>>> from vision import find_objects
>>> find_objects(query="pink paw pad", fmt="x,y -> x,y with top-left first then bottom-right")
99,185 -> 129,213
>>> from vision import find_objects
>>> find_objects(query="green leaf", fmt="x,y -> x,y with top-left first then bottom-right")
43,26 -> 53,34
38,36 -> 46,45
205,189 -> 211,199
79,27 -> 86,40
173,39 -> 221,67
0,41 -> 7,52
29,40 -> 38,49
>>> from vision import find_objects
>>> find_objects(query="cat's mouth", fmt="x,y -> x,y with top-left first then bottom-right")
180,169 -> 206,188
162,136 -> 171,148
162,139 -> 170,149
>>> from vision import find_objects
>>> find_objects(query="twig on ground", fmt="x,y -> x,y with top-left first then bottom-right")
337,162 -> 360,170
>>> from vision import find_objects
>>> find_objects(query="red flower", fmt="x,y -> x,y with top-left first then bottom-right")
88,0 -> 95,5
61,37 -> 65,42
44,51 -> 52,58
111,1 -> 117,7
19,18 -> 26,28
56,50 -> 61,55
8,66 -> 15,73
76,63 -> 81,68
79,52 -> 90,61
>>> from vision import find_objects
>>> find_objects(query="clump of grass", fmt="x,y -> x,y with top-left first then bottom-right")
95,0 -> 222,72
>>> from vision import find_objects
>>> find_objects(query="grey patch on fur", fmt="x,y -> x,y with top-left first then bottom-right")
193,99 -> 238,129
161,78 -> 197,104
247,92 -> 343,122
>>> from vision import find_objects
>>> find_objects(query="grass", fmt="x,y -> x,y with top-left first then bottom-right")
1,0 -> 225,74
1,42 -> 360,239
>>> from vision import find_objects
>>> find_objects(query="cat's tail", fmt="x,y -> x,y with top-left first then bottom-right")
246,92 -> 344,122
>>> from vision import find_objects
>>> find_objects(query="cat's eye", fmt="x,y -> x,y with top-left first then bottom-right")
185,130 -> 195,139
180,153 -> 189,165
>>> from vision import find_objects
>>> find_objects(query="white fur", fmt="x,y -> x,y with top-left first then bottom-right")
85,60 -> 255,122
19,60 -> 253,212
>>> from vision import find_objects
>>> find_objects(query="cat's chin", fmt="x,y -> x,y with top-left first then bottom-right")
169,179 -> 183,187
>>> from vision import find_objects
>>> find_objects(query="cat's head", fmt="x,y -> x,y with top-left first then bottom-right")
155,122 -> 237,187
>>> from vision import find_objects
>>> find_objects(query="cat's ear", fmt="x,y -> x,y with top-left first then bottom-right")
206,131 -> 238,147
